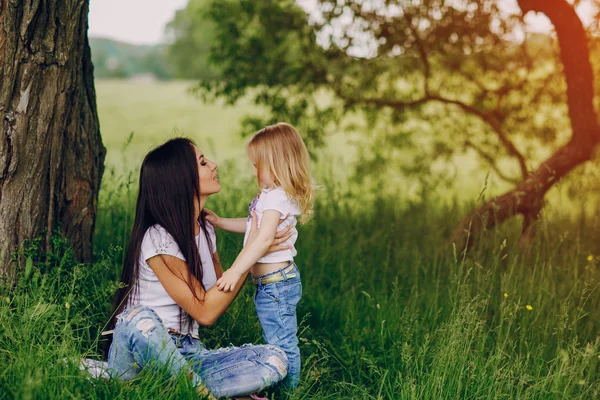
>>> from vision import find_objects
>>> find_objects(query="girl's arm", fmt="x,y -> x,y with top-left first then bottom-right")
204,209 -> 246,233
215,218 -> 247,234
212,225 -> 292,282
216,210 -> 281,291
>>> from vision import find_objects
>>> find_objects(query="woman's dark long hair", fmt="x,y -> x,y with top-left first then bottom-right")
107,137 -> 214,336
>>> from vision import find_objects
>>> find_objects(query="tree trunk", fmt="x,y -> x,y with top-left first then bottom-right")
452,0 -> 600,251
0,0 -> 105,277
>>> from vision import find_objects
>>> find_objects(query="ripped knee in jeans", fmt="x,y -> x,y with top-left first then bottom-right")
123,306 -> 143,322
268,355 -> 288,378
135,318 -> 156,338
265,345 -> 288,378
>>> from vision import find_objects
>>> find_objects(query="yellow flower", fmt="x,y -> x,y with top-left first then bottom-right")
65,303 -> 70,309
587,255 -> 594,262
526,305 -> 533,311
504,293 -> 508,298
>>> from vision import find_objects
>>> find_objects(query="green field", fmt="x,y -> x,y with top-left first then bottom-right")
94,80 -> 593,211
96,80 -> 359,180
1,79 -> 599,399
97,79 -> 258,165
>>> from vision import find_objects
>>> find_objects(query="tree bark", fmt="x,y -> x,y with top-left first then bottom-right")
452,0 -> 600,251
0,0 -> 105,277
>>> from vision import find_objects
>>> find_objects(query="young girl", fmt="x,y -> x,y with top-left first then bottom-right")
207,122 -> 315,388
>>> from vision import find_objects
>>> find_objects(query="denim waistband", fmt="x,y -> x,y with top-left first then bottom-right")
252,261 -> 299,286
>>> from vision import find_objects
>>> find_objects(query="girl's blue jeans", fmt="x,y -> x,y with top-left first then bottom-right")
254,262 -> 302,388
108,305 -> 288,398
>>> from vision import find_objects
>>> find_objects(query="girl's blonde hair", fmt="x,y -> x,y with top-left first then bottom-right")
248,122 -> 315,224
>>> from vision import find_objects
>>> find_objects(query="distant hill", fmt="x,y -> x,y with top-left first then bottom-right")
87,33 -> 564,81
89,37 -> 173,80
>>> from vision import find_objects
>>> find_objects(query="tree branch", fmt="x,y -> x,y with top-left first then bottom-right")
403,13 -> 431,95
464,139 -> 521,185
517,0 -> 600,145
350,92 -> 529,181
455,67 -> 493,94
452,0 -> 600,251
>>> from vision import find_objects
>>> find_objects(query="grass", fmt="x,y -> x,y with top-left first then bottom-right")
3,167 -> 600,398
1,80 -> 600,398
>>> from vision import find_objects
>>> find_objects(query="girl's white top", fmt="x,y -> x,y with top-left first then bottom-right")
127,222 -> 217,335
243,187 -> 301,263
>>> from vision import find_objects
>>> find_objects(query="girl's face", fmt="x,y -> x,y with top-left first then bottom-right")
252,159 -> 275,189
194,146 -> 220,196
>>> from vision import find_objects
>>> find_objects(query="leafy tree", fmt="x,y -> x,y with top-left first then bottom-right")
0,0 -> 106,276
89,38 -> 130,79
90,38 -> 172,79
138,49 -> 173,80
196,0 -> 599,249
166,0 -> 219,80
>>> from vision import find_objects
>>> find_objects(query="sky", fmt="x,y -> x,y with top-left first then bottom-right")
88,0 -> 188,45
88,0 -> 596,45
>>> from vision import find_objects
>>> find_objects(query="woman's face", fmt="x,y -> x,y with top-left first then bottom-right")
194,146 -> 220,196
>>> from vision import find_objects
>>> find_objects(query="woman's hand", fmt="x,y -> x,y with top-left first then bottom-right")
245,212 -> 293,254
203,209 -> 220,228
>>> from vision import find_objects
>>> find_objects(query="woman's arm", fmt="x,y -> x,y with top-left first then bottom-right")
212,251 -> 223,279
148,254 -> 246,326
216,210 -> 281,291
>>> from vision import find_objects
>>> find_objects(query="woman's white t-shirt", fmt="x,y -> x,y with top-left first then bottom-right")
127,222 -> 217,335
243,187 -> 301,263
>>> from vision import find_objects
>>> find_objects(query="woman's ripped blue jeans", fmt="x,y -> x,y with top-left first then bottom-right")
108,305 -> 288,398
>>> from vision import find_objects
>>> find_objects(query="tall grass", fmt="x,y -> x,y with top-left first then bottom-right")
2,162 -> 600,399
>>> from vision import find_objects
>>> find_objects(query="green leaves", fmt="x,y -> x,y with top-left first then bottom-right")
24,256 -> 33,280
175,0 -> 579,189
166,0 -> 219,80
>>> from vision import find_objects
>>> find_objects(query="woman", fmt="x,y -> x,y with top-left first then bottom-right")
107,138 -> 292,399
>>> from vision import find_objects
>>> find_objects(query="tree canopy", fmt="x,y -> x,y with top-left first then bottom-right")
169,0 -> 600,248
166,0 -> 219,80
